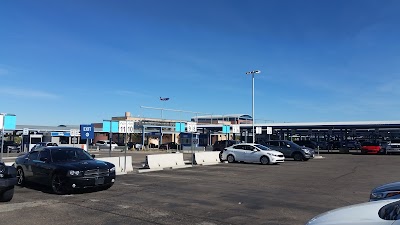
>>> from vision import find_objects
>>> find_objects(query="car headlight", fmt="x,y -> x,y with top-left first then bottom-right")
370,192 -> 386,200
67,170 -> 82,176
302,149 -> 310,154
0,164 -> 5,173
109,167 -> 116,172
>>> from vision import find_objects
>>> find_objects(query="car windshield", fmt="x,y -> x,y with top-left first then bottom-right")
255,144 -> 272,151
51,148 -> 93,162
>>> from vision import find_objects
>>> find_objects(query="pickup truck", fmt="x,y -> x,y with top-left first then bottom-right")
0,162 -> 17,202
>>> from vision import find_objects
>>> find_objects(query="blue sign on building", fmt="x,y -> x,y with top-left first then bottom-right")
102,121 -> 119,133
4,115 -> 16,130
222,125 -> 231,134
80,124 -> 94,139
175,122 -> 186,132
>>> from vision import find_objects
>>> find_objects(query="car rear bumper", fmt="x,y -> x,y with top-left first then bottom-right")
66,175 -> 116,189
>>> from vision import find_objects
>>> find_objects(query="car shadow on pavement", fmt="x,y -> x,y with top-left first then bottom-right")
17,182 -> 110,195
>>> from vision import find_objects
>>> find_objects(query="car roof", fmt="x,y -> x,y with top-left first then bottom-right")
33,146 -> 84,152
231,143 -> 260,147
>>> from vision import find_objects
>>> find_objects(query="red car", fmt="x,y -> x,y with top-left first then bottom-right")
361,142 -> 382,154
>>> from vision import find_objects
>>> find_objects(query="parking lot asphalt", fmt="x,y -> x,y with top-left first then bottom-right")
2,153 -> 400,225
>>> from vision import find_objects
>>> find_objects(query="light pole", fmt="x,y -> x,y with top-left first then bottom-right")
245,70 -> 261,144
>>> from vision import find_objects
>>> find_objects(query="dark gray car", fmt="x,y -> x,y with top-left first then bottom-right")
212,140 -> 240,151
370,182 -> 400,201
259,140 -> 314,161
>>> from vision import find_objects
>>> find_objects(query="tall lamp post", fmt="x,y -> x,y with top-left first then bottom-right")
245,70 -> 261,143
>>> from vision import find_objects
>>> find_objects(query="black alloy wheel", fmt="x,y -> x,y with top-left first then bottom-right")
293,153 -> 303,161
16,168 -> 25,186
219,151 -> 223,162
51,174 -> 69,195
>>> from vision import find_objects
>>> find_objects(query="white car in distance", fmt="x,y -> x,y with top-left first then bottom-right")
221,143 -> 284,165
95,140 -> 118,149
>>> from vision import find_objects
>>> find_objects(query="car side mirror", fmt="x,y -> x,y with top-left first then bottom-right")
91,154 -> 96,158
40,157 -> 48,162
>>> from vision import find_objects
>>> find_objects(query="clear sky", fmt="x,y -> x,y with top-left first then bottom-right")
1,0 -> 400,125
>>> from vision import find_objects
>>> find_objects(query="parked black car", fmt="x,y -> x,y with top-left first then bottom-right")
15,147 -> 116,194
159,142 -> 180,150
212,140 -> 240,151
2,141 -> 20,153
0,162 -> 17,202
341,140 -> 361,149
328,141 -> 342,150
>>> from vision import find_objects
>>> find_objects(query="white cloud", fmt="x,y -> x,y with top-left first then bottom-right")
0,87 -> 59,99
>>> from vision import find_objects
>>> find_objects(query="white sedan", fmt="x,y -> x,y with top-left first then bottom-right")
220,143 -> 284,165
306,199 -> 400,225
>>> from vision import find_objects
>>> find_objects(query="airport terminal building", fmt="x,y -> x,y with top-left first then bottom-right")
4,112 -> 400,151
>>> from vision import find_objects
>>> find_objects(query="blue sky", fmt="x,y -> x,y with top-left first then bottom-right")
1,0 -> 400,125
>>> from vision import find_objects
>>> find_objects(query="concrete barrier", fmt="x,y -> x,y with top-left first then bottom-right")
139,153 -> 192,173
194,151 -> 221,165
181,146 -> 205,151
96,157 -> 126,175
119,156 -> 133,173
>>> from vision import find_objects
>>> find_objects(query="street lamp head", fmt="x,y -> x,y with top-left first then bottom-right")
245,70 -> 261,75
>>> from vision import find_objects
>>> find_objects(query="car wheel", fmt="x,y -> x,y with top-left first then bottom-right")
227,154 -> 235,163
219,151 -> 223,162
0,187 -> 14,202
293,153 -> 303,161
51,174 -> 69,195
16,167 -> 25,186
260,156 -> 270,165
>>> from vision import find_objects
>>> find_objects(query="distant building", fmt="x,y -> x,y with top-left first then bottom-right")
190,114 -> 253,125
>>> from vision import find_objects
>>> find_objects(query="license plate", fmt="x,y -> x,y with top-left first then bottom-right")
95,177 -> 104,185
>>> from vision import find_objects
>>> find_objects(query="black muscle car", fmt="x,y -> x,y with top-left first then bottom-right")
15,147 -> 116,194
